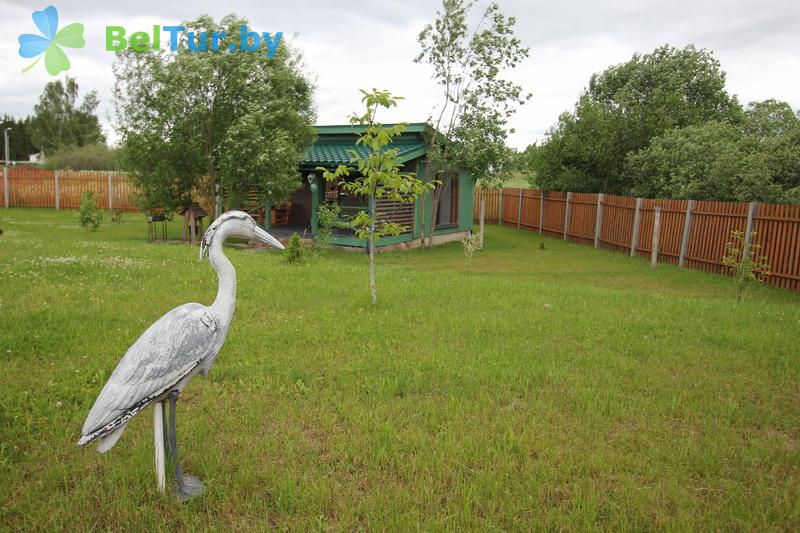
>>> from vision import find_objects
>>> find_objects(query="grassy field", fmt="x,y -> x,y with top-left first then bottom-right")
1,208 -> 798,531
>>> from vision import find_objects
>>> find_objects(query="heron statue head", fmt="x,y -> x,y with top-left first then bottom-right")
200,211 -> 284,260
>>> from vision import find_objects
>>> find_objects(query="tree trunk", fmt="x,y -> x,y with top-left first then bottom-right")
369,218 -> 377,305
369,188 -> 377,305
428,196 -> 440,250
479,196 -> 486,249
419,195 -> 427,249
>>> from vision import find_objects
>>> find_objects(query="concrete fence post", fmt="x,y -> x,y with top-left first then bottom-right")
54,170 -> 60,210
498,189 -> 504,226
679,199 -> 694,267
743,201 -> 758,259
651,206 -> 662,268
479,196 -> 486,247
594,193 -> 604,248
516,189 -> 523,229
108,171 -> 113,211
3,166 -> 8,208
630,197 -> 642,257
539,191 -> 545,234
563,192 -> 572,241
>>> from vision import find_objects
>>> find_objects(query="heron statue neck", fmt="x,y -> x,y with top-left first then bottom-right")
207,226 -> 237,323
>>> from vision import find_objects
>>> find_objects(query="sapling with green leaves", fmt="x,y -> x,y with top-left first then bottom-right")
78,191 -> 102,233
320,89 -> 436,304
316,202 -> 343,250
721,229 -> 770,302
462,232 -> 482,266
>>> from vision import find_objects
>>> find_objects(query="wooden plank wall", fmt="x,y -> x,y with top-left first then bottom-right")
476,187 -> 800,292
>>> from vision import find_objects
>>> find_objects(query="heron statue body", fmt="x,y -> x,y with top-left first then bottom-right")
78,211 -> 284,501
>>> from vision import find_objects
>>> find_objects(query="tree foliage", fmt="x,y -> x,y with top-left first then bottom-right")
0,115 -> 36,162
416,0 -> 529,245
27,77 -> 105,155
42,143 -> 118,171
625,105 -> 800,203
533,45 -> 742,194
113,14 -> 316,212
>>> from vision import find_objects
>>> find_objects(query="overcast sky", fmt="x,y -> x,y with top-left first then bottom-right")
1,0 -> 798,150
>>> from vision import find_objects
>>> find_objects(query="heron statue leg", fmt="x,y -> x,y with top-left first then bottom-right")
167,390 -> 205,502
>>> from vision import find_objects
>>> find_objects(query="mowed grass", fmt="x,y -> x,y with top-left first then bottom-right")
1,208 -> 798,531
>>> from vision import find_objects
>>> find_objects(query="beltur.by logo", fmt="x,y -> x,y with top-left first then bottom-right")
106,25 -> 283,58
18,5 -> 85,75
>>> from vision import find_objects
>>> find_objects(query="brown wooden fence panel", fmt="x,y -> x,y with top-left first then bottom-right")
542,192 -> 566,238
473,187 -> 500,223
8,167 -> 55,207
501,188 -> 520,226
60,170 -> 109,209
4,168 -> 141,211
754,203 -> 800,291
685,200 -> 748,274
112,175 -> 140,211
567,192 -> 597,245
635,199 -> 687,264
520,189 -> 540,230
599,194 -> 636,254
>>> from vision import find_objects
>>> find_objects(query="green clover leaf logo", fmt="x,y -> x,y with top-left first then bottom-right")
18,6 -> 85,75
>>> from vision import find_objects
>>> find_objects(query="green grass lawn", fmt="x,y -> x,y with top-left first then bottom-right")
1,208 -> 798,531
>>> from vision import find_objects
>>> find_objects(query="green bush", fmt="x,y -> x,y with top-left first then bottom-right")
43,144 -> 118,171
316,202 -> 344,249
285,233 -> 304,264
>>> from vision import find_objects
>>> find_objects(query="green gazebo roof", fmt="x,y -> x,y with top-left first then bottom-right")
301,123 -> 430,168
303,143 -> 427,167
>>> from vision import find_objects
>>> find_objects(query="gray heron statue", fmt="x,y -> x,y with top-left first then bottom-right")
78,211 -> 284,501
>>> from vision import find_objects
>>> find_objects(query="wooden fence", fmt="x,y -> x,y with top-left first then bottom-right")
475,187 -> 800,292
1,167 -> 139,211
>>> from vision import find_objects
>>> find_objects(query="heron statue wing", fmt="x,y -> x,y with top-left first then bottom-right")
80,303 -> 220,444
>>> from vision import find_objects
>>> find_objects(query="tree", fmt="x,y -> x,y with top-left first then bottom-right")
533,45 -> 742,194
27,77 -> 105,155
416,0 -> 530,247
625,122 -> 799,203
113,14 -> 316,212
0,115 -> 36,162
744,99 -> 799,139
624,100 -> 800,204
534,96 -> 620,193
744,100 -> 800,197
320,89 -> 435,305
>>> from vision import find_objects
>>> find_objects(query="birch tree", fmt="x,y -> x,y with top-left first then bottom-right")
415,0 -> 530,247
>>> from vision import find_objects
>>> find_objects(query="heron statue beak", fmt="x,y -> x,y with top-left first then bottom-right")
253,226 -> 285,250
